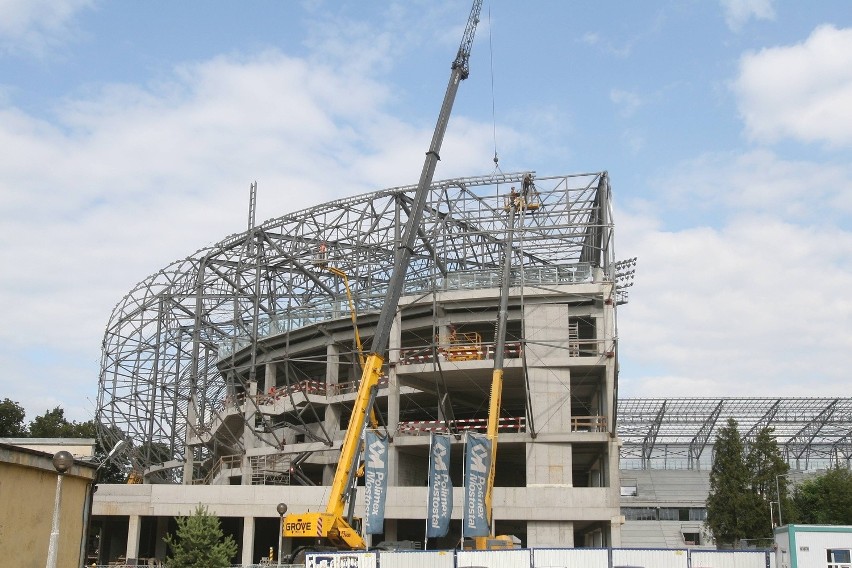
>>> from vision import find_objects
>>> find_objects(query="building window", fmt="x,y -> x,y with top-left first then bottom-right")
827,548 -> 851,567
682,531 -> 701,546
622,507 -> 657,521
657,507 -> 707,521
620,481 -> 637,496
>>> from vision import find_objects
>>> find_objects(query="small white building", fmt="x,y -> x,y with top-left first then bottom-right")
774,525 -> 852,568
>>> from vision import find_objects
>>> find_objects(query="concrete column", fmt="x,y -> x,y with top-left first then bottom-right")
126,514 -> 141,565
154,516 -> 169,560
183,394 -> 198,483
264,362 -> 277,393
327,342 -> 340,387
526,442 -> 572,486
610,515 -> 623,547
241,516 -> 255,566
601,284 -> 616,435
387,311 -> 401,431
526,520 -> 573,548
524,304 -> 573,432
242,380 -> 258,484
610,441 -> 621,488
324,342 -> 342,485
387,311 -> 401,485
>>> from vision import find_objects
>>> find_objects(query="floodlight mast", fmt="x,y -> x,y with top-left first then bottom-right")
283,0 -> 483,551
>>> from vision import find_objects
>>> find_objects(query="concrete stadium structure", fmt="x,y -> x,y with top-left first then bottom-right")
94,171 -> 626,565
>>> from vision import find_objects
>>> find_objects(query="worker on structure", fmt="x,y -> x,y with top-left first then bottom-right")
522,173 -> 533,200
316,242 -> 328,268
509,187 -> 519,209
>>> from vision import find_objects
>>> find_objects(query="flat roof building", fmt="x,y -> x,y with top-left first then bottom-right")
0,441 -> 97,568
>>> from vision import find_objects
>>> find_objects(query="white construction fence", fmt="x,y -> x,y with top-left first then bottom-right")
305,548 -> 774,568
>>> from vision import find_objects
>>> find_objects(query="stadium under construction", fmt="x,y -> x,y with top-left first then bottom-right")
92,173 -> 851,564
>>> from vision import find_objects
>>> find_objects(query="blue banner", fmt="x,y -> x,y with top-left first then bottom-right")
426,433 -> 453,537
462,432 -> 491,537
363,430 -> 388,535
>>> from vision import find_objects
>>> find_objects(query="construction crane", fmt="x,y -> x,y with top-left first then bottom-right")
283,0 -> 484,551
314,248 -> 366,369
464,190 -> 524,551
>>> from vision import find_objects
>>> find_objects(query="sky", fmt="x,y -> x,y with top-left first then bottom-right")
1,0 -> 850,424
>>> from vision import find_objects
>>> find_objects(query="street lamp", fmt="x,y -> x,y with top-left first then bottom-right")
775,472 -> 799,527
276,503 -> 288,566
46,450 -> 74,568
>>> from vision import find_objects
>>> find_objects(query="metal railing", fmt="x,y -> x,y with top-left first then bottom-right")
217,263 -> 594,360
192,454 -> 242,485
396,415 -> 607,435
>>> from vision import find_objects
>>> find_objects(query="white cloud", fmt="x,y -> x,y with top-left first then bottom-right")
0,49 -> 493,421
617,151 -> 852,398
654,149 -> 852,221
0,0 -> 94,56
720,0 -> 775,32
733,25 -> 852,147
610,89 -> 643,117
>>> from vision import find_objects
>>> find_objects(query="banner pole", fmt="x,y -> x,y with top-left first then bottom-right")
461,431 -> 468,548
424,431 -> 433,550
363,427 -> 369,544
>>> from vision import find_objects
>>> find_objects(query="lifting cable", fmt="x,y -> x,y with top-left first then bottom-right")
488,5 -> 501,173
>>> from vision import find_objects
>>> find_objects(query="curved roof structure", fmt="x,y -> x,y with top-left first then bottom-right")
96,171 -> 614,471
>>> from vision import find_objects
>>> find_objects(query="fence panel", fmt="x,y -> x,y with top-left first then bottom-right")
691,550 -> 772,568
611,548 -> 688,568
533,547 -> 610,568
306,551 -> 377,568
379,550 -> 455,568
457,548 -> 531,568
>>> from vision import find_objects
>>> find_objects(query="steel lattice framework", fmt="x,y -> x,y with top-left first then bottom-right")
96,171 -> 614,473
619,397 -> 852,471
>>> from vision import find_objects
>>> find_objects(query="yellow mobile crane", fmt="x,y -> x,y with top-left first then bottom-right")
283,0 -> 484,551
465,187 -> 524,551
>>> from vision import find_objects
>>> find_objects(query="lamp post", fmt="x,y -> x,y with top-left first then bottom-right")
277,503 -> 288,566
775,472 -> 797,527
46,450 -> 74,568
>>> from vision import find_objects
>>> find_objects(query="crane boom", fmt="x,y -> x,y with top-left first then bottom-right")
370,0 -> 483,356
284,0 -> 483,550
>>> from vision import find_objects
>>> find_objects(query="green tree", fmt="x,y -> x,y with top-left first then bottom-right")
706,418 -> 753,546
792,467 -> 852,525
28,406 -> 94,437
0,398 -> 27,436
746,427 -> 789,536
164,504 -> 238,568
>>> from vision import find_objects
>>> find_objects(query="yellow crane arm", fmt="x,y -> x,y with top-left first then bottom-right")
473,193 -> 518,550
283,353 -> 383,548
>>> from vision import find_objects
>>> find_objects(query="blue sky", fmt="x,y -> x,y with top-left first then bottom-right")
1,0 -> 851,423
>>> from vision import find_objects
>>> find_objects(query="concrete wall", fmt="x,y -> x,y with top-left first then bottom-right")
93,484 -> 618,522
